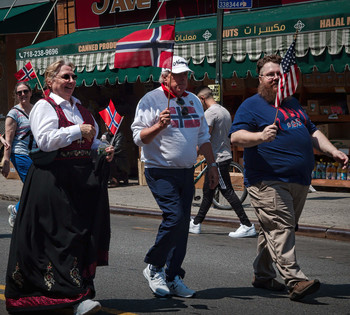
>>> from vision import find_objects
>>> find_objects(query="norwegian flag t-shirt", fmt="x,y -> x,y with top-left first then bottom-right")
132,86 -> 210,169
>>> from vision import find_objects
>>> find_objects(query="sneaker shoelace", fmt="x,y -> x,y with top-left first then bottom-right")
171,277 -> 187,289
150,269 -> 167,285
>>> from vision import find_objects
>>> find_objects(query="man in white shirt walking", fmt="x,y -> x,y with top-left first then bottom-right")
131,56 -> 218,298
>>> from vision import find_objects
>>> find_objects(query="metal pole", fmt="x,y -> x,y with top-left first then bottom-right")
215,8 -> 223,105
147,0 -> 166,29
32,0 -> 58,45
3,0 -> 18,22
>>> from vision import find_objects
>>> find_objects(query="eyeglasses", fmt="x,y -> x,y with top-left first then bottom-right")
259,72 -> 281,80
16,89 -> 30,96
60,74 -> 78,81
176,97 -> 188,116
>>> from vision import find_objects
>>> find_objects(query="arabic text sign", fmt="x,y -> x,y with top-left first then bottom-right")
218,0 -> 252,9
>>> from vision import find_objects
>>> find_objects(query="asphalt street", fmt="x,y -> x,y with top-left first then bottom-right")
0,200 -> 350,315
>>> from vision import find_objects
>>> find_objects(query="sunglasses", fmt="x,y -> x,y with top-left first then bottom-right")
176,97 -> 188,116
16,89 -> 30,96
60,74 -> 78,81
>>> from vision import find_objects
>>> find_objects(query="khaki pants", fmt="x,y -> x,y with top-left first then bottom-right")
247,181 -> 309,289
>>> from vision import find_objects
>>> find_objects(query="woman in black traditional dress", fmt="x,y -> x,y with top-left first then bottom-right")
5,59 -> 114,315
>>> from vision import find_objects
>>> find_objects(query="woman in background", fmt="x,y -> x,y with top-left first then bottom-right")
1,82 -> 33,228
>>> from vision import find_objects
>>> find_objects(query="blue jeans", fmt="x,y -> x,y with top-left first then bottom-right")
144,167 -> 194,281
10,154 -> 32,212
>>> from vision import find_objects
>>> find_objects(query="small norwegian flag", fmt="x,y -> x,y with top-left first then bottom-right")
14,62 -> 37,82
275,39 -> 299,107
114,24 -> 175,69
99,99 -> 123,135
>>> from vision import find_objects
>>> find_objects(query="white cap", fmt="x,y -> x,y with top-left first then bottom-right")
162,56 -> 193,74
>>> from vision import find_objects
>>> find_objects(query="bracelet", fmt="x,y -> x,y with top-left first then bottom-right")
207,162 -> 218,168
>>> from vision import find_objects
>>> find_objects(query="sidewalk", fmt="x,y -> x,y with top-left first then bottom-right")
1,176 -> 349,241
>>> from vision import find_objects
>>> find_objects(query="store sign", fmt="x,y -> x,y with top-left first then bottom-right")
218,0 -> 252,9
74,0 -> 217,30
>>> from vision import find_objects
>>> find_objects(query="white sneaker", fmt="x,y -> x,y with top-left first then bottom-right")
7,205 -> 17,228
228,224 -> 257,238
189,218 -> 201,234
167,275 -> 196,298
143,264 -> 170,297
73,299 -> 101,315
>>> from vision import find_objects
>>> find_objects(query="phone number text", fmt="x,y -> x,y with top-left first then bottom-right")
19,48 -> 59,58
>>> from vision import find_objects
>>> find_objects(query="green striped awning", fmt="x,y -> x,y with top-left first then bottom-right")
15,0 -> 350,86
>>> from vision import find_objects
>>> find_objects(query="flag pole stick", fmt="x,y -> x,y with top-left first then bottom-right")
110,116 -> 124,145
273,29 -> 299,124
273,106 -> 279,125
167,16 -> 177,110
30,62 -> 45,96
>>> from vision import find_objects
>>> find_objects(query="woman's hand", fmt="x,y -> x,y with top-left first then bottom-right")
1,159 -> 10,178
80,124 -> 96,142
0,136 -> 10,150
105,145 -> 114,162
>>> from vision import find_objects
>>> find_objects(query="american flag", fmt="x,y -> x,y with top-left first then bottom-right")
114,24 -> 174,69
14,62 -> 37,82
275,39 -> 299,107
99,100 -> 123,135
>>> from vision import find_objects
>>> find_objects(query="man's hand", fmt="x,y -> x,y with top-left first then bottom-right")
80,124 -> 96,142
208,166 -> 219,189
105,145 -> 115,162
261,124 -> 278,143
331,149 -> 349,169
157,109 -> 171,129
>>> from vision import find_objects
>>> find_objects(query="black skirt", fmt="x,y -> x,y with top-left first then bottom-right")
5,155 -> 110,313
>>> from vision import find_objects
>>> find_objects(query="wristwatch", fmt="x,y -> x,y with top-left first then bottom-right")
207,162 -> 218,168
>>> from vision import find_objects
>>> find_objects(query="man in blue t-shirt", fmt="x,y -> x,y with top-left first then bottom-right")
229,55 -> 348,301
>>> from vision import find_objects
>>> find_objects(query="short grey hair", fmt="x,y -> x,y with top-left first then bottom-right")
159,69 -> 170,83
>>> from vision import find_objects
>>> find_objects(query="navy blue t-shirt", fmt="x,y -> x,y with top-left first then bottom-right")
229,94 -> 317,187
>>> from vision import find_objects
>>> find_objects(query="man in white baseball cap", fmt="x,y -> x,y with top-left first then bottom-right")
162,55 -> 193,74
131,56 -> 218,298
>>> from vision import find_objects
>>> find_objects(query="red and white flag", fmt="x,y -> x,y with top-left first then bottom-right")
275,39 -> 299,107
14,62 -> 37,82
114,24 -> 175,69
99,99 -> 123,135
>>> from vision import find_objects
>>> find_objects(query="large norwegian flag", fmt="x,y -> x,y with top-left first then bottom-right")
275,39 -> 299,107
114,24 -> 175,69
99,99 -> 123,135
14,62 -> 37,82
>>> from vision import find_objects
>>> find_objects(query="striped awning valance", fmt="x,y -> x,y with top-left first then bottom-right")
16,29 -> 350,75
